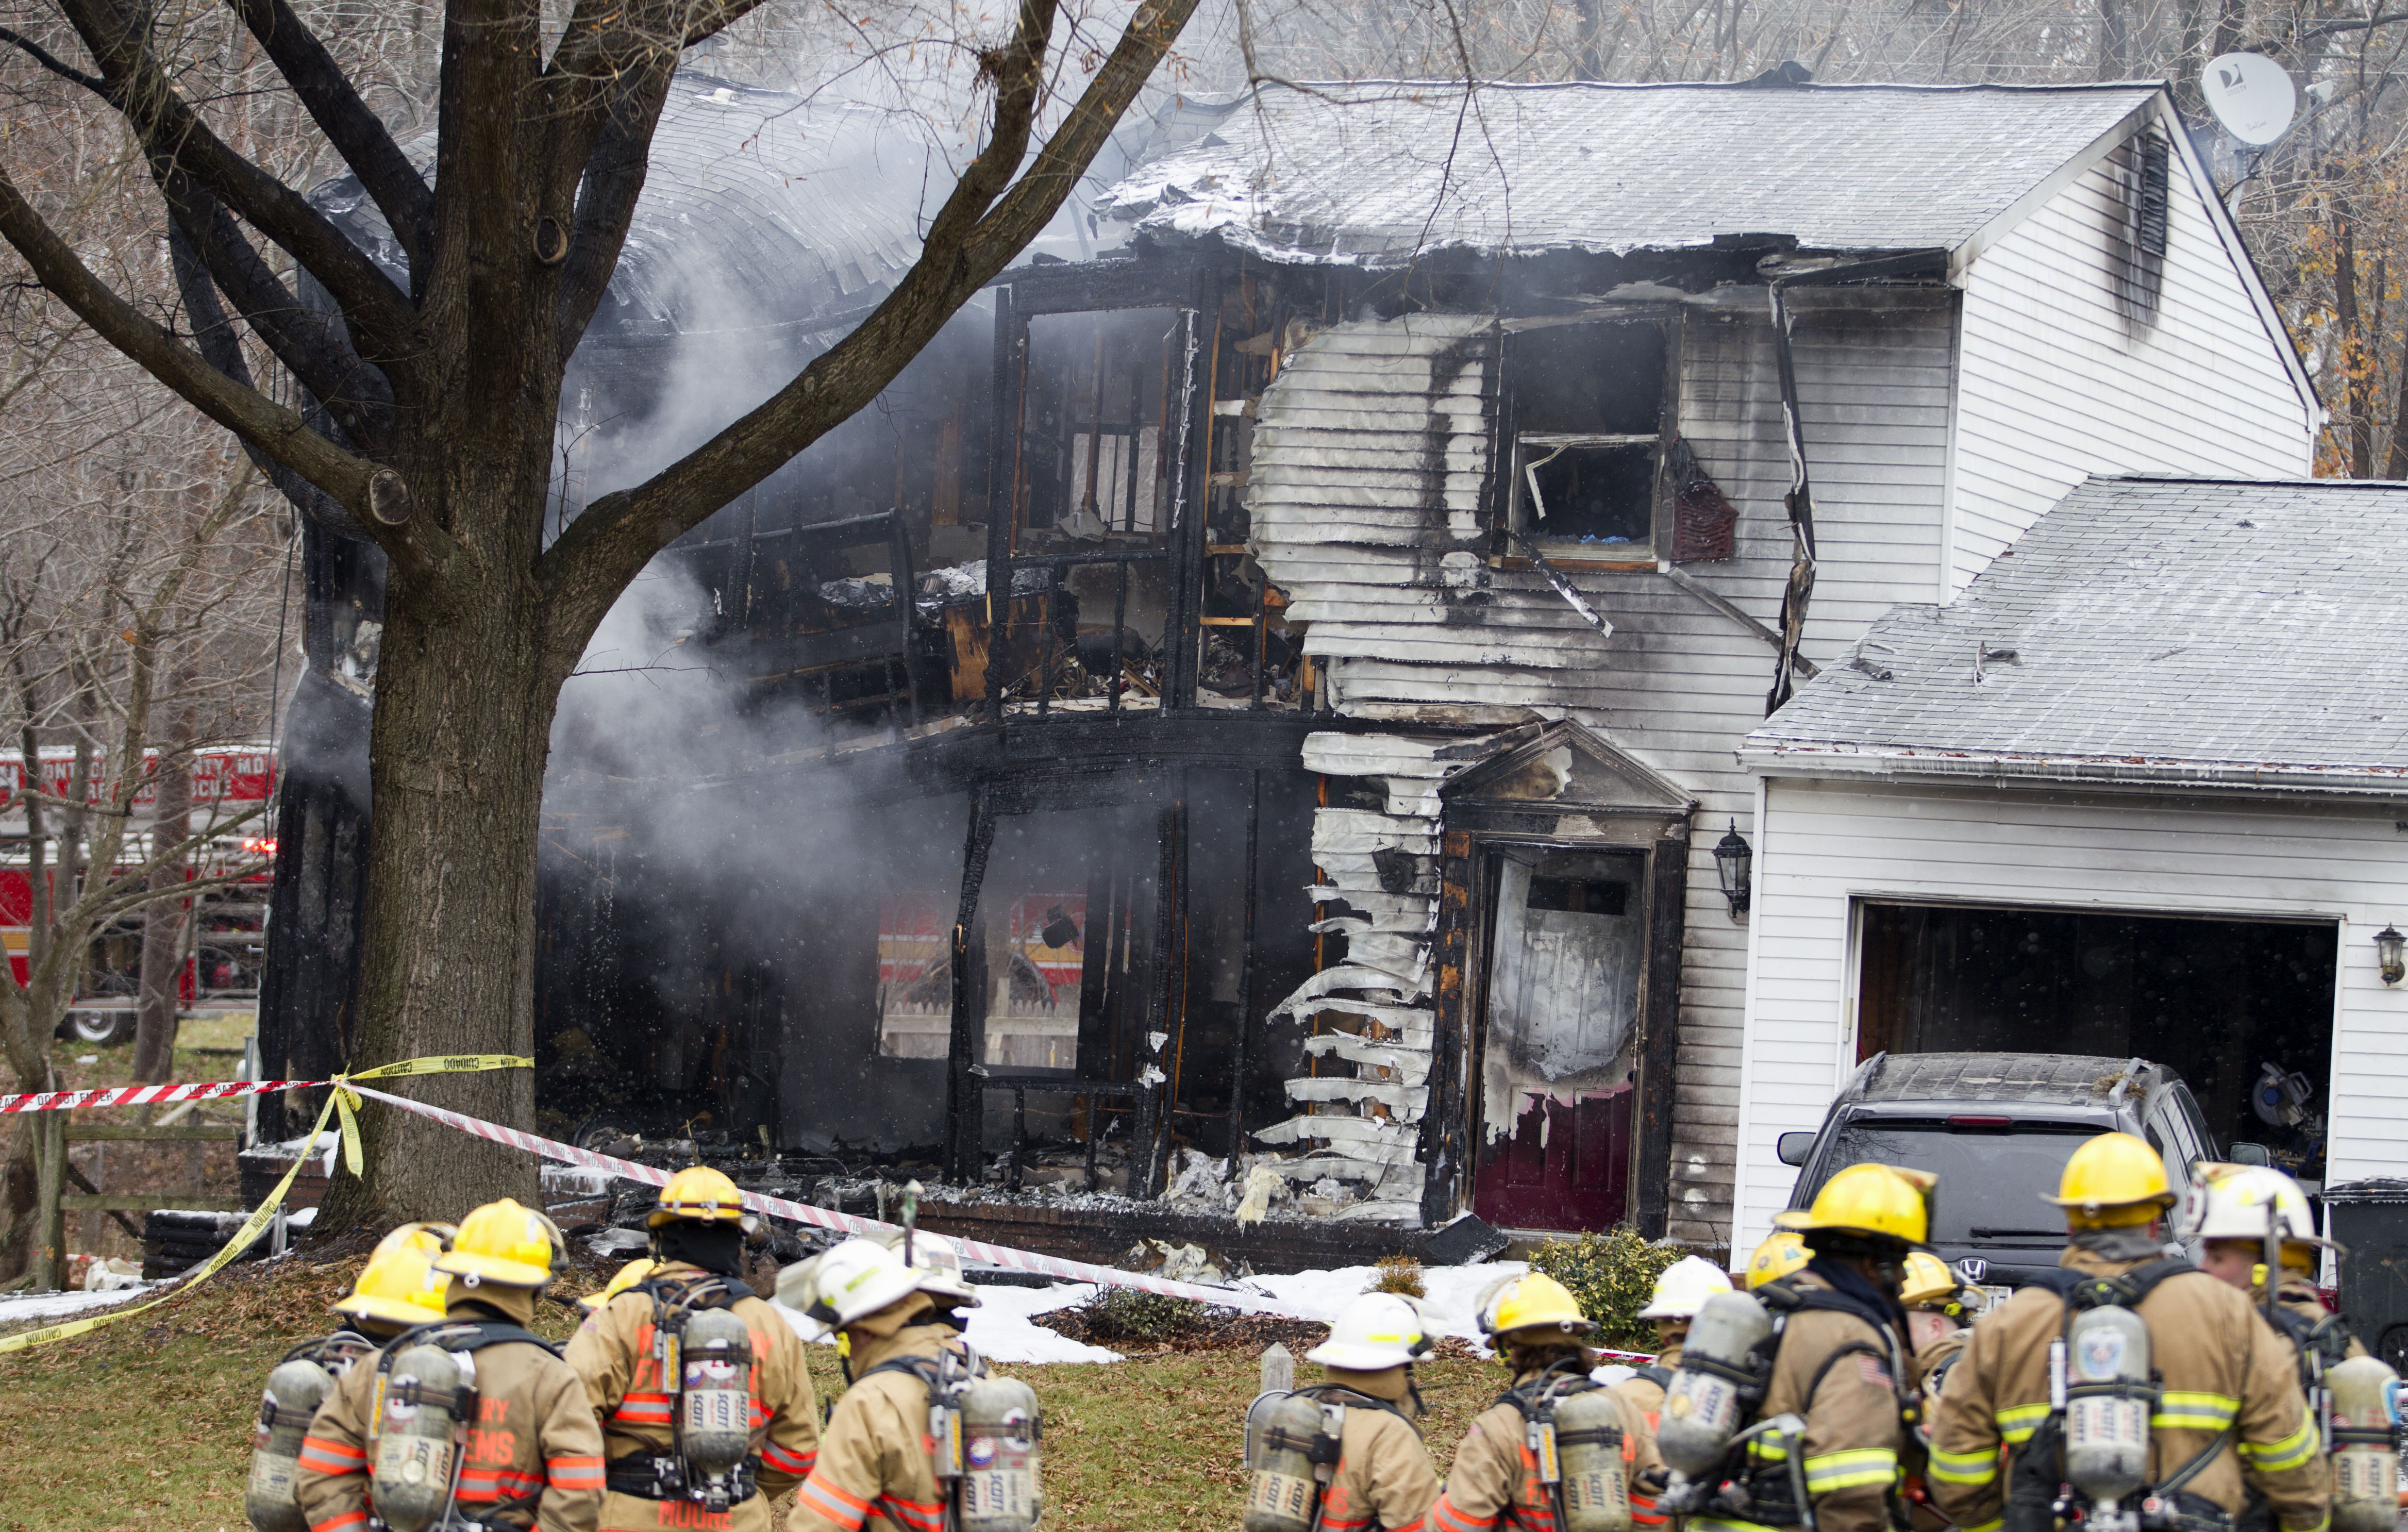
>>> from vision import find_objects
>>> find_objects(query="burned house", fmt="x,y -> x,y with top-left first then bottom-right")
260,73 -> 2318,1259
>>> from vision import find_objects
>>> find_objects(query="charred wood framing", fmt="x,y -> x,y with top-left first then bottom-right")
1139,775 -> 1185,1196
1419,827 -> 1479,1224
1223,767 -> 1262,1174
1635,832 -> 1689,1238
942,786 -> 999,1181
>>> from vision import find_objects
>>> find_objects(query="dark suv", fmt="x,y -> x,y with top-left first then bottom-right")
1778,1052 -> 2220,1289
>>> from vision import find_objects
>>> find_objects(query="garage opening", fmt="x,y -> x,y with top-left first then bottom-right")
1856,902 -> 2336,1180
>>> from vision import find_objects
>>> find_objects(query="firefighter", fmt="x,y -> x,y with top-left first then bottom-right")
1284,1291 -> 1445,1532
1927,1133 -> 2328,1532
775,1236 -> 978,1532
2184,1161 -> 2364,1366
2184,1162 -> 2363,1532
295,1198 -> 607,1531
565,1165 -> 820,1531
1899,1251 -> 1972,1391
1669,1162 -> 1929,1532
1613,1256 -> 1733,1526
1428,1271 -> 1663,1532
328,1222 -> 456,1345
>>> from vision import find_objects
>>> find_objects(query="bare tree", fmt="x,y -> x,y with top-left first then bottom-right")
0,0 -> 1201,1221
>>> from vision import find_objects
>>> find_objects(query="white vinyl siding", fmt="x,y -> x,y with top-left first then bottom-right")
1950,135 -> 2315,594
1730,775 -> 2401,1255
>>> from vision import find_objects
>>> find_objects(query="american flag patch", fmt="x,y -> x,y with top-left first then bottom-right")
1858,1356 -> 1893,1389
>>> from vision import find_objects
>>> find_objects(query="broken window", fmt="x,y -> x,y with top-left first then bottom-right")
1506,320 -> 1675,559
1015,309 -> 1179,539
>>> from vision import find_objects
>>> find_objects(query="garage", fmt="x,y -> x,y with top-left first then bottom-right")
1855,901 -> 2337,1179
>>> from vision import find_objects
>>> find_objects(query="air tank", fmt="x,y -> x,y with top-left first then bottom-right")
244,1357 -> 335,1532
1656,1290 -> 1774,1476
957,1374 -> 1043,1532
2327,1354 -> 2400,1532
1553,1389 -> 1634,1532
1244,1390 -> 1330,1532
2062,1305 -> 2152,1505
370,1344 -> 467,1532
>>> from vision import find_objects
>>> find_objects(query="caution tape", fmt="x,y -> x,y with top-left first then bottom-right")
0,1055 -> 529,1356
0,1055 -> 527,1115
344,1083 -> 1318,1313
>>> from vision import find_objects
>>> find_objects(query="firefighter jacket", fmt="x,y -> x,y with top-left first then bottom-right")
294,1314 -> 607,1532
1914,1329 -> 1970,1410
564,1260 -> 820,1532
1312,1369 -> 1444,1532
1606,1345 -> 1680,1527
1676,1270 -> 1914,1532
1926,1247 -> 2329,1532
1429,1363 -> 1663,1532
789,1305 -> 962,1532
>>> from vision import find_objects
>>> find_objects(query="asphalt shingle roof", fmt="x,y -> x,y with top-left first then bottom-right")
1746,478 -> 2408,787
1099,81 -> 2158,263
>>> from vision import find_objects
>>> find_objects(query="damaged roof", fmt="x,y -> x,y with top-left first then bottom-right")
1742,477 -> 2408,792
1100,80 -> 2159,263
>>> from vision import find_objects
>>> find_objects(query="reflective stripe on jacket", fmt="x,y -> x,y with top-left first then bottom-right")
562,1260 -> 821,1532
1927,1246 -> 2331,1532
785,1321 -> 961,1532
293,1325 -> 605,1532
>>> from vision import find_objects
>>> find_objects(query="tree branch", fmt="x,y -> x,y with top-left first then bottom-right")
221,0 -> 433,278
0,23 -> 113,96
539,0 -> 1197,639
0,162 -> 452,585
55,0 -> 420,364
167,220 -> 364,536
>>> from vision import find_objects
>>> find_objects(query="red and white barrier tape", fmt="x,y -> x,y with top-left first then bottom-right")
0,1077 -> 306,1114
343,1083 -> 1316,1315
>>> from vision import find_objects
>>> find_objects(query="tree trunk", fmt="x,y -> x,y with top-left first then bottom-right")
132,725 -> 193,1084
2336,204 -> 2373,477
0,1118 -> 38,1285
317,411 -> 576,1226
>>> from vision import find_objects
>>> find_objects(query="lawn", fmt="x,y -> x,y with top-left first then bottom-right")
0,1255 -> 1501,1532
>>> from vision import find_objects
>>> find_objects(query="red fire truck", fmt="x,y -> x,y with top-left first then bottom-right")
1,745 -> 275,1045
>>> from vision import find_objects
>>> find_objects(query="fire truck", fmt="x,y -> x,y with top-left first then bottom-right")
1,745 -> 275,1046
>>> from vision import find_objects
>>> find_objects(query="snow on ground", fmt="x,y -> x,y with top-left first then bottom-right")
0,1281 -> 163,1325
1233,1261 -> 1526,1343
760,1261 -> 1535,1367
767,1280 -> 1124,1364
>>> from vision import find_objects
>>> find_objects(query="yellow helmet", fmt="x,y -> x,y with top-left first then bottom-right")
332,1241 -> 452,1328
433,1198 -> 562,1287
1775,1163 -> 1933,1246
649,1165 -> 747,1228
1480,1272 -> 1595,1340
1899,1251 -> 1963,1310
369,1221 -> 456,1262
580,1258 -> 659,1311
1746,1231 -> 1811,1290
2045,1133 -> 2172,1227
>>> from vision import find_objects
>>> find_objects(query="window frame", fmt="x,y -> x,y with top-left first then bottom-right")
1497,312 -> 1685,568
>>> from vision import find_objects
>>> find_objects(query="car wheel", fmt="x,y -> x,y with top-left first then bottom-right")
66,1010 -> 137,1047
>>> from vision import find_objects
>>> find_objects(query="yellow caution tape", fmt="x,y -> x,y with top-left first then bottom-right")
0,1053 -> 529,1356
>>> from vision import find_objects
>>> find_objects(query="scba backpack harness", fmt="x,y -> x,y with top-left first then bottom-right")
2001,1259 -> 2232,1532
604,1272 -> 762,1514
365,1318 -> 563,1532
861,1344 -> 1043,1532
1493,1358 -> 1638,1532
1654,1277 -> 1922,1531
1242,1383 -> 1424,1532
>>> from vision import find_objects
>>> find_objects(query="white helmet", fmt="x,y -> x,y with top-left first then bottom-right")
774,1237 -> 923,1333
1306,1292 -> 1433,1371
1636,1255 -> 1734,1320
2181,1162 -> 2334,1256
880,1228 -> 983,1307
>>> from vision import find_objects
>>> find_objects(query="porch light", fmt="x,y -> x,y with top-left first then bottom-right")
1713,821 -> 1753,921
2378,925 -> 2405,986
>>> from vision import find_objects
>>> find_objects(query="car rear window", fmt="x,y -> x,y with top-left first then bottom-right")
1804,1119 -> 2107,1248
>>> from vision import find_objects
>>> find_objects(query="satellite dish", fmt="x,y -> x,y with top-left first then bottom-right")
2201,53 -> 2298,146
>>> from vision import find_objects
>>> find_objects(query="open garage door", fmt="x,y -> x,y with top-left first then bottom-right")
1857,903 -> 2337,1180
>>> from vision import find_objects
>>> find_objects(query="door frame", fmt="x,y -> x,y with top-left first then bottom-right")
1435,814 -> 1690,1235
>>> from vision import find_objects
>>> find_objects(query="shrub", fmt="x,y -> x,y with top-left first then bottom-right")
1528,1227 -> 1690,1353
1078,1287 -> 1208,1344
1367,1255 -> 1427,1298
